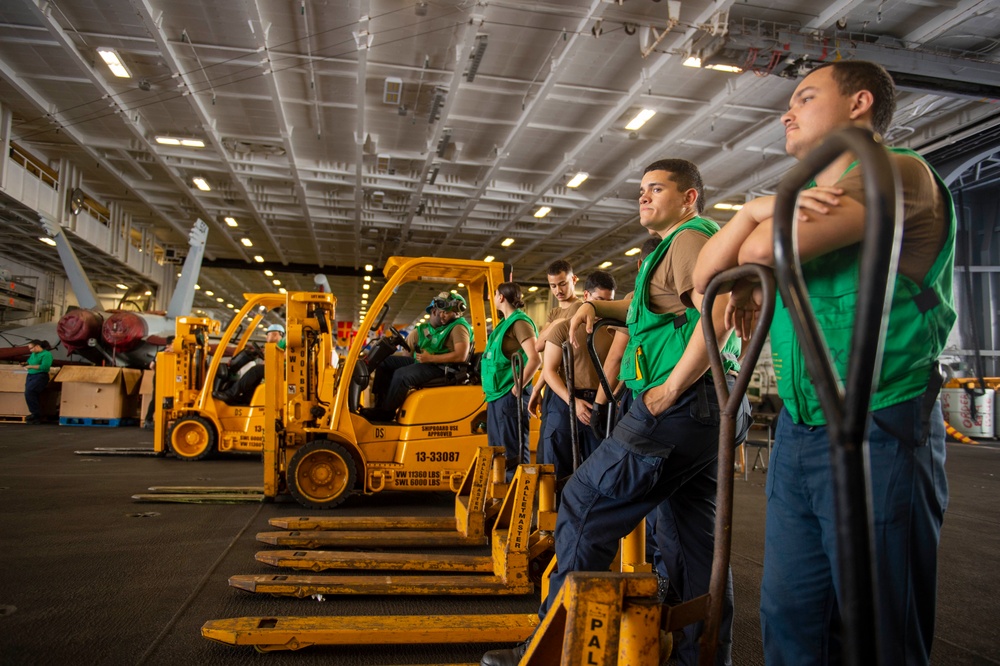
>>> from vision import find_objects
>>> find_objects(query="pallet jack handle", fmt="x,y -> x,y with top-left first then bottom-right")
511,351 -> 528,466
588,319 -> 627,437
772,126 -> 902,666
561,341 -> 581,471
700,263 -> 776,666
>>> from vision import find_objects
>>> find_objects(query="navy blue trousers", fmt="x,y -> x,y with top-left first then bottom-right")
487,388 -> 531,481
540,377 -> 749,666
372,356 -> 446,415
24,373 -> 48,418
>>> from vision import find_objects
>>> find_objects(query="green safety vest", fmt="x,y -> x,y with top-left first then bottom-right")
414,317 -> 474,358
769,148 -> 957,425
481,310 -> 537,402
621,216 -> 741,394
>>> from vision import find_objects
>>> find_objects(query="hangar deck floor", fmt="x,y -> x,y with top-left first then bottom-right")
0,423 -> 997,665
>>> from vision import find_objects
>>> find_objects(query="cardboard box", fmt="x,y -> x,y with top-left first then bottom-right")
54,366 -> 143,419
0,365 -> 60,417
941,387 -> 995,439
139,369 -> 155,422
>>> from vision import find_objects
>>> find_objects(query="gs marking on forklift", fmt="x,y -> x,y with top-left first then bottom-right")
421,424 -> 458,437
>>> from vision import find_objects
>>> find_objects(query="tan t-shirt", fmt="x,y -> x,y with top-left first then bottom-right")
500,319 -> 536,357
837,153 -> 947,284
540,300 -> 584,344
545,318 -> 614,391
646,228 -> 712,314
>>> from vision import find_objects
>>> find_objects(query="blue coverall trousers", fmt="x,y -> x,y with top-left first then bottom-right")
487,386 -> 531,481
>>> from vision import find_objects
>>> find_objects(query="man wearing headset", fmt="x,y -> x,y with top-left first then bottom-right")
365,293 -> 473,422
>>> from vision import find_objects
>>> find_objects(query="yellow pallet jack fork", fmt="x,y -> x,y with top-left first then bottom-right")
257,445 -> 505,549
230,463 -> 556,596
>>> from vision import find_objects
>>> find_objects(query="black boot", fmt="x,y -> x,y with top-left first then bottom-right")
481,639 -> 528,666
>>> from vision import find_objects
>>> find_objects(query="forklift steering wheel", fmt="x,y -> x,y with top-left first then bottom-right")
387,326 -> 410,352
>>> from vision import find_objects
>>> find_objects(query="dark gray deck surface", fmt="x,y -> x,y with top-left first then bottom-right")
0,423 -> 997,665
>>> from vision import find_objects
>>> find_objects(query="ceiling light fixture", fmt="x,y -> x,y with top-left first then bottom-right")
264,270 -> 273,277
364,275 -> 371,282
533,206 -> 551,219
204,290 -> 214,296
566,172 -> 589,188
192,177 -> 211,191
253,255 -> 264,263
705,63 -> 743,73
624,247 -> 641,256
97,47 -> 131,78
625,109 -> 656,131
224,216 -> 238,227
713,202 -> 744,211
501,238 -> 515,247
599,261 -> 613,269
116,283 -> 129,290
364,264 -> 373,272
272,279 -> 281,286
226,303 -> 234,308
144,290 -> 152,296
683,56 -> 702,68
216,297 -> 224,303
363,284 -> 370,290
155,136 -> 204,148
39,237 -> 56,246
240,238 -> 253,247
484,255 -> 495,263
528,286 -> 539,292
278,287 -> 287,294
194,284 -> 200,290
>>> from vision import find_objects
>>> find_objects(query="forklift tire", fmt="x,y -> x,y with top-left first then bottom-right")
168,415 -> 217,461
287,440 -> 357,509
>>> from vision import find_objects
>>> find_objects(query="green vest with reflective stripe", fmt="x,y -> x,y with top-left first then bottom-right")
621,216 -> 741,394
482,310 -> 537,402
769,148 -> 957,425
414,317 -> 473,357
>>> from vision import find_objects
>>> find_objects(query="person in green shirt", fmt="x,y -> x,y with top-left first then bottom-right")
22,339 -> 53,423
481,282 -> 540,480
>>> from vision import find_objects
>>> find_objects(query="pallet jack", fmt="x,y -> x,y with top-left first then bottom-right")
202,264 -> 776,661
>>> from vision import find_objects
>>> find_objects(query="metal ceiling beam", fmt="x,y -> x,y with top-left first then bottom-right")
21,0 -> 248,261
902,0 -> 994,44
245,0 -> 320,265
353,5 -> 372,268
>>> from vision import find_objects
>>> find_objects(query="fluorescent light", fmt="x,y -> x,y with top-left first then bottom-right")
192,177 -> 211,191
599,261 -> 613,269
155,136 -> 204,148
39,237 -> 57,246
484,255 -> 495,263
155,137 -> 180,146
486,317 -> 492,323
116,283 -> 129,290
264,270 -> 273,276
625,109 -> 656,131
144,290 -> 152,296
278,287 -> 287,294
226,303 -> 234,309
204,290 -> 214,296
216,297 -> 224,302
457,282 -> 465,288
181,139 -> 205,147
363,284 -> 370,290
272,279 -> 281,286
240,238 -> 253,247
713,202 -> 744,211
625,247 -> 641,257
528,286 -> 538,292
501,238 -> 515,247
97,47 -> 131,78
253,255 -> 264,263
533,206 -> 551,219
194,284 -> 200,290
683,56 -> 702,68
224,216 -> 238,227
364,275 -> 371,282
705,64 -> 743,73
566,172 -> 589,188
364,264 -> 373,272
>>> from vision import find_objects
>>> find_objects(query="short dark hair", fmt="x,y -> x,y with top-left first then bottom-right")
547,259 -> 573,277
812,61 -> 896,137
642,159 -> 705,214
639,237 -> 661,261
496,282 -> 525,309
28,339 -> 44,348
584,270 -> 616,294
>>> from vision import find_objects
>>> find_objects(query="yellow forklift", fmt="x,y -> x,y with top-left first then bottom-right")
155,256 -> 505,509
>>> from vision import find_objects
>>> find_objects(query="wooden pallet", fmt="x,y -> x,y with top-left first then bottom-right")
59,416 -> 138,427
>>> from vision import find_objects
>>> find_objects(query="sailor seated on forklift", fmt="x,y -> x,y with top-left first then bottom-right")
361,293 -> 474,422
212,324 -> 286,405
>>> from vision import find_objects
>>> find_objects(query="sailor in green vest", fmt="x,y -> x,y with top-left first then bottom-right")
481,282 -> 540,480
481,158 -> 749,666
22,339 -> 53,424
693,61 -> 954,666
367,292 -> 473,422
